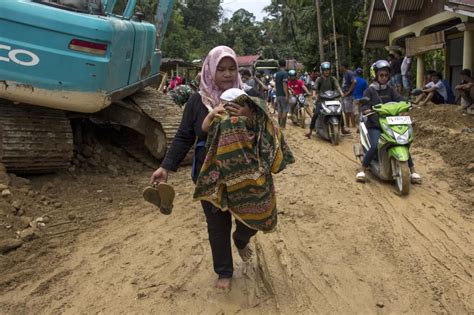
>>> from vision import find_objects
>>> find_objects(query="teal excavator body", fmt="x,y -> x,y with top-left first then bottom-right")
0,0 -> 179,173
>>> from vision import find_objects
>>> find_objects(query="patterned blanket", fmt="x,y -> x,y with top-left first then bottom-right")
193,95 -> 294,232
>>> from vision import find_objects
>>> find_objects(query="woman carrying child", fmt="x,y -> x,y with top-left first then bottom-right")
150,46 -> 294,291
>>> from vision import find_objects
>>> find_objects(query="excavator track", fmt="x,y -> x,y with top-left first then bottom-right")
0,100 -> 73,173
93,88 -> 191,167
127,88 -> 192,165
129,88 -> 183,150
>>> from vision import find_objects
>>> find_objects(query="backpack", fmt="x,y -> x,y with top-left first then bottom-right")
441,79 -> 455,104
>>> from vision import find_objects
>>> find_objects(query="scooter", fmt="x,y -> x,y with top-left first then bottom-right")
315,90 -> 343,145
353,100 -> 414,195
290,93 -> 307,128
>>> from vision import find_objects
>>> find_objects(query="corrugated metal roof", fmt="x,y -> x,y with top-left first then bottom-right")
236,55 -> 261,66
364,0 -> 390,48
372,9 -> 391,25
367,26 -> 391,41
397,0 -> 424,11
364,0 -> 427,48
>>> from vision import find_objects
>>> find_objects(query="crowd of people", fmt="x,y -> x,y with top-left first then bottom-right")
147,45 -> 473,292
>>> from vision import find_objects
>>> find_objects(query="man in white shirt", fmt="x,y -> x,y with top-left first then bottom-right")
413,72 -> 447,105
401,56 -> 412,93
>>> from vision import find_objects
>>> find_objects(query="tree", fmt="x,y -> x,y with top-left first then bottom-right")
220,9 -> 262,55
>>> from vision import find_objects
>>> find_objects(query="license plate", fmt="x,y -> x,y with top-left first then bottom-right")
386,116 -> 412,125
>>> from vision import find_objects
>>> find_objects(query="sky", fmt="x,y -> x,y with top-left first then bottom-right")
221,0 -> 272,21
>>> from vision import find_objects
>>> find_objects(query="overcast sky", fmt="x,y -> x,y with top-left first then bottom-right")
221,0 -> 271,21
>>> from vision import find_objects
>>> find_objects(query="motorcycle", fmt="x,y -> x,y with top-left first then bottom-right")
315,90 -> 343,145
290,93 -> 307,128
353,100 -> 414,195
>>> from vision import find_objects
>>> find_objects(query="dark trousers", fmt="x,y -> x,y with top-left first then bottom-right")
201,201 -> 257,279
309,102 -> 346,130
362,127 -> 414,168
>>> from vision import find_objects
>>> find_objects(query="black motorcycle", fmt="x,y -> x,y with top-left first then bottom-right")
290,93 -> 307,128
315,90 -> 343,145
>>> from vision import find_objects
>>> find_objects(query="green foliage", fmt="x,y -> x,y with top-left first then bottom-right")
159,0 -> 367,70
220,9 -> 262,55
424,50 -> 445,73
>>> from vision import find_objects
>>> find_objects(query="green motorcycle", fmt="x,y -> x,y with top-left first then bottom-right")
353,101 -> 414,195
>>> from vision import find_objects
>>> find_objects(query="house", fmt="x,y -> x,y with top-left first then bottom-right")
364,0 -> 474,88
160,58 -> 200,83
236,55 -> 262,72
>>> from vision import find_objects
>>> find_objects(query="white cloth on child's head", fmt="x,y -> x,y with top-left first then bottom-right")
220,88 -> 248,102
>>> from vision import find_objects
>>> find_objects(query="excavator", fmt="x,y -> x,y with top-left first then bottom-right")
0,0 -> 183,173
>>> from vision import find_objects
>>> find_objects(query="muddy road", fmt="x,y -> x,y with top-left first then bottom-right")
0,106 -> 473,314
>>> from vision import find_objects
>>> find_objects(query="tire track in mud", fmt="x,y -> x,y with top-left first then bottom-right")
254,124 -> 473,314
1,122 -> 472,314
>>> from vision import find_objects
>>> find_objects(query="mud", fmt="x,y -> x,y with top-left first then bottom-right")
410,104 -> 474,214
0,106 -> 472,314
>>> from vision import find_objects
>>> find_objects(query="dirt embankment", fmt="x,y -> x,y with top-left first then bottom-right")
410,104 -> 473,213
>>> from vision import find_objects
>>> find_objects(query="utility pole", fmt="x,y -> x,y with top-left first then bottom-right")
315,0 -> 324,63
330,0 -> 339,80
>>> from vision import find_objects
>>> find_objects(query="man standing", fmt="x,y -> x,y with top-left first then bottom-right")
240,69 -> 256,89
390,51 -> 403,93
400,55 -> 412,95
352,68 -> 368,127
340,62 -> 357,128
275,60 -> 289,127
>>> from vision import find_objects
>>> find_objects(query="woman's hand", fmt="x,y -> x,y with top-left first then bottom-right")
225,102 -> 251,118
150,167 -> 169,185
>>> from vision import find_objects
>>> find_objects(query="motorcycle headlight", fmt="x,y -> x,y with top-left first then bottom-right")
298,95 -> 305,103
322,104 -> 331,114
382,123 -> 395,138
395,130 -> 410,144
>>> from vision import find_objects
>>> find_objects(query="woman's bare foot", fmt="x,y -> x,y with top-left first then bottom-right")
232,232 -> 253,262
215,277 -> 232,291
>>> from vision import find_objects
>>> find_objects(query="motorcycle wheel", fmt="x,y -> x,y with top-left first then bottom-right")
329,124 -> 340,145
394,160 -> 410,195
298,107 -> 305,128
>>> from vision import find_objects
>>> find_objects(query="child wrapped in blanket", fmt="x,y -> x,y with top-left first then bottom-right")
194,88 -> 294,232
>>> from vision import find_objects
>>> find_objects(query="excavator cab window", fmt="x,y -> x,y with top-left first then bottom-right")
33,0 -> 105,15
109,0 -> 152,22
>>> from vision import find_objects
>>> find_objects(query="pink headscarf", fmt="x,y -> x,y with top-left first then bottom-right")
199,46 -> 242,109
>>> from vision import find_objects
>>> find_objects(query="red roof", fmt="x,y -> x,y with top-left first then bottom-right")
236,55 -> 261,66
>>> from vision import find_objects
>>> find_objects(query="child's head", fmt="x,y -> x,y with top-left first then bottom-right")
220,88 -> 256,116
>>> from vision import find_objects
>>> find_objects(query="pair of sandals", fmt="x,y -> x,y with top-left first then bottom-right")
142,183 -> 175,215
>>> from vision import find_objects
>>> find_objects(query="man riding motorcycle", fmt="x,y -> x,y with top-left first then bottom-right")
288,69 -> 311,95
305,62 -> 350,138
288,69 -> 311,110
356,60 -> 421,183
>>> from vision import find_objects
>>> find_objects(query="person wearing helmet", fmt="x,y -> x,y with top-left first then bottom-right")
288,69 -> 311,110
356,60 -> 421,183
305,61 -> 348,138
287,69 -> 310,117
